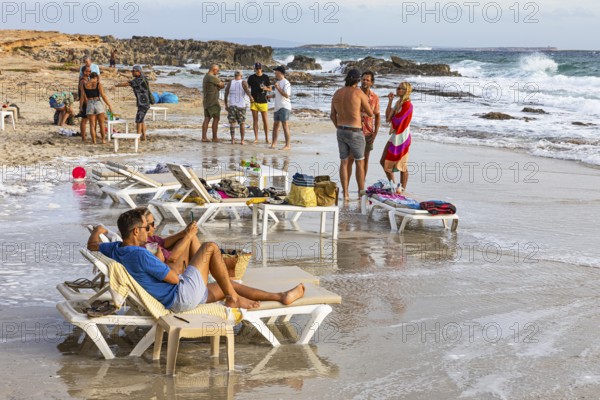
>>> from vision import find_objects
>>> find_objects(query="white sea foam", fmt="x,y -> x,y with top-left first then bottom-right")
519,53 -> 559,75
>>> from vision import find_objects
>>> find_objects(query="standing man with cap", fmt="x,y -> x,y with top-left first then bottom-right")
225,70 -> 253,144
247,62 -> 272,144
331,68 -> 373,201
115,65 -> 153,141
202,64 -> 224,142
269,66 -> 292,150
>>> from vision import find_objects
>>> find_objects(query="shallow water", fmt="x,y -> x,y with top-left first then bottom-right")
2,131 -> 600,398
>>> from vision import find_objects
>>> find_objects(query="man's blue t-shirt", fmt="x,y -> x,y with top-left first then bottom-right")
99,242 -> 177,308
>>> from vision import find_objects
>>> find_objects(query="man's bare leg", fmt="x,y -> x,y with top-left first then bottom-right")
209,280 -> 305,305
240,124 -> 246,145
211,117 -> 220,141
251,109 -> 259,143
346,155 -> 355,183
191,242 -> 305,307
339,158 -> 350,201
355,159 -> 366,194
261,111 -> 270,144
189,242 -> 259,309
270,121 -> 280,149
400,171 -> 408,192
281,121 -> 291,150
202,117 -> 211,142
80,117 -> 89,142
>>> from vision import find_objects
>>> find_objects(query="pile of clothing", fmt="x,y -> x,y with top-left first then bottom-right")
365,179 -> 457,215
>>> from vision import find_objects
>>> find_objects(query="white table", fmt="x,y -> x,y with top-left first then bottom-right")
149,106 -> 168,121
112,133 -> 141,153
238,164 -> 290,191
252,203 -> 339,241
1,110 -> 16,131
106,119 -> 129,141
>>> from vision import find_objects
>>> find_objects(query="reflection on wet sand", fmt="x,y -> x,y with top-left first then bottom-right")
56,342 -> 337,399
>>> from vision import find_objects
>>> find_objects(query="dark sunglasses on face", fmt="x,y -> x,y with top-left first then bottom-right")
148,221 -> 155,227
130,225 -> 151,232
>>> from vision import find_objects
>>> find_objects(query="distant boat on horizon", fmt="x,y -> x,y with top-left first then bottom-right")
412,45 -> 433,51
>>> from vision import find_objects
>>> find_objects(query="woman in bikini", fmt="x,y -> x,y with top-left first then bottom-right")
79,72 -> 112,144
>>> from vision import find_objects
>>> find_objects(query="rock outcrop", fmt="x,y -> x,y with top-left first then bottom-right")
0,30 -> 274,69
341,56 -> 460,76
287,55 -> 322,70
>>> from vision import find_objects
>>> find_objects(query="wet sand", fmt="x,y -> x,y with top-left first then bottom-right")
2,117 -> 600,399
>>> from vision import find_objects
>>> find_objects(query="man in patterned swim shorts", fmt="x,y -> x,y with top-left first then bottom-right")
225,70 -> 253,144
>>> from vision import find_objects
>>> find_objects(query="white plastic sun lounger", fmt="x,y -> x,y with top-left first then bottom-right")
57,250 -> 340,359
361,194 -> 459,233
149,163 -> 262,226
100,162 -> 244,209
100,161 -> 182,208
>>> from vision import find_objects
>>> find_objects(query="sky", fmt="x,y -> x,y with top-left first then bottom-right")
1,0 -> 598,49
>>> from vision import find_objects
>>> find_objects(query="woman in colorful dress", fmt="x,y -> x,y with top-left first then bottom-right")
380,81 -> 413,194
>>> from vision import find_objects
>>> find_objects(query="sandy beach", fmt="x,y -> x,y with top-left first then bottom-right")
3,34 -> 600,399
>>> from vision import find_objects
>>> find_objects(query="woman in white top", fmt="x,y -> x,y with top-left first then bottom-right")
269,66 -> 292,150
225,70 -> 254,144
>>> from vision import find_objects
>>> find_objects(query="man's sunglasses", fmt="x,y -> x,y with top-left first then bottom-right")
130,225 -> 151,232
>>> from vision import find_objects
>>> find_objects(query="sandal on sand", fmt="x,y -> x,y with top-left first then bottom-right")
65,278 -> 101,290
85,300 -> 117,317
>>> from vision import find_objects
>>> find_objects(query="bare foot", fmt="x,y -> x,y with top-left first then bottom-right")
281,283 -> 305,305
253,139 -> 259,144
344,196 -> 350,202
231,140 -> 236,144
281,146 -> 290,151
201,138 -> 211,143
269,145 -> 276,149
240,140 -> 246,145
212,138 -> 220,143
225,295 -> 260,309
101,140 -> 107,144
265,140 -> 271,144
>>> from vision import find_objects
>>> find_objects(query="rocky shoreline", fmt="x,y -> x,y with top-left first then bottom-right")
0,30 -> 274,69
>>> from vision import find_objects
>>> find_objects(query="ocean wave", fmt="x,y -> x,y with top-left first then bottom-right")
316,58 -> 342,73
519,53 -> 559,75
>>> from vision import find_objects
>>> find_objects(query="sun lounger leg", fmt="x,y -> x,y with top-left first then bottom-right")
129,325 -> 157,357
245,316 -> 281,346
226,333 -> 234,371
398,216 -> 411,233
297,305 -> 333,345
360,195 -> 368,215
122,193 -> 138,209
166,329 -> 181,375
388,211 -> 398,231
451,218 -> 459,232
153,324 -> 165,360
80,321 -> 115,359
291,211 -> 302,222
252,205 -> 258,235
320,212 -> 326,234
210,336 -> 220,357
267,210 -> 279,223
442,219 -> 448,229
333,210 -> 339,240
229,207 -> 241,220
262,211 -> 269,241
198,208 -> 216,225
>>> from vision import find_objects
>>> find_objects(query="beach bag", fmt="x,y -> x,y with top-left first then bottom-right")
159,92 -> 179,104
288,173 -> 317,207
314,176 -> 338,206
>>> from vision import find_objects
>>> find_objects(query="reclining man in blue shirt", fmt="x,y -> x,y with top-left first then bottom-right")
87,209 -> 305,312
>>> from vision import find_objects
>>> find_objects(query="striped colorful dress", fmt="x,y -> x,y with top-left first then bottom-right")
385,100 -> 413,172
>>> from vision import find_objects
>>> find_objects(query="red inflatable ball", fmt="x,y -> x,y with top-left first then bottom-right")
72,166 -> 86,180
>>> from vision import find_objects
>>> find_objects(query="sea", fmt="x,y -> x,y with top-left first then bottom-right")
155,47 -> 600,167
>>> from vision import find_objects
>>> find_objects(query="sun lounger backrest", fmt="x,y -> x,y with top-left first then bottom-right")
105,161 -> 162,188
80,248 -> 109,276
167,164 -> 220,204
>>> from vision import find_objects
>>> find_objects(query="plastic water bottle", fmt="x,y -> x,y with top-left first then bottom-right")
107,110 -> 113,121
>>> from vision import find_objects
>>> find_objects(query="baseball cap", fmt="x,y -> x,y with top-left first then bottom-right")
254,63 -> 262,69
132,65 -> 143,73
274,66 -> 286,74
346,68 -> 361,80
